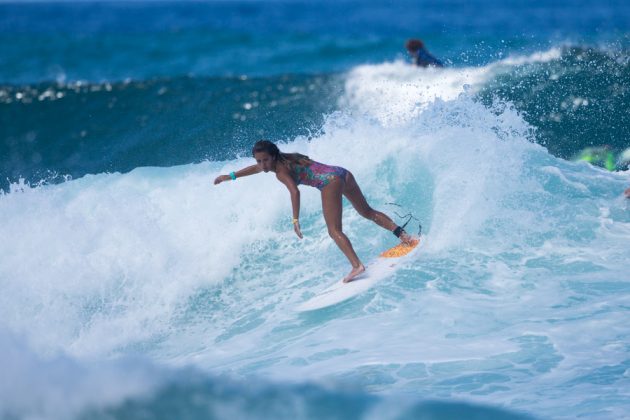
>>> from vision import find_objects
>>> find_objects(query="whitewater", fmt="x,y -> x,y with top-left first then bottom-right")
1,53 -> 629,420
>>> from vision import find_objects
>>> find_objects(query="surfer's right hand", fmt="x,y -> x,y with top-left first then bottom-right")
293,221 -> 303,239
214,175 -> 229,185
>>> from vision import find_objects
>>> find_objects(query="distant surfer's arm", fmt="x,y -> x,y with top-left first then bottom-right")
213,165 -> 261,184
276,170 -> 303,239
416,49 -> 444,67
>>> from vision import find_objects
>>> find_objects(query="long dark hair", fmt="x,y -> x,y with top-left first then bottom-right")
252,140 -> 311,167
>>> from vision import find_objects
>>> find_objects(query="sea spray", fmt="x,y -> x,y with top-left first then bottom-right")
1,2 -> 630,416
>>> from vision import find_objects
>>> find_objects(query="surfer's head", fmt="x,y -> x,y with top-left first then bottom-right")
252,140 -> 280,172
405,39 -> 424,53
252,140 -> 311,172
252,140 -> 280,160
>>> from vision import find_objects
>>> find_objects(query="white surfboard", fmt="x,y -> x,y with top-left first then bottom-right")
297,238 -> 421,312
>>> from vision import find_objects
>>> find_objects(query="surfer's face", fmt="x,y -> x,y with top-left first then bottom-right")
254,151 -> 275,172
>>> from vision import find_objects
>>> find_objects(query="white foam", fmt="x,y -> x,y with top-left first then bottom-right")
341,60 -> 490,126
339,47 -> 565,128
0,162 -> 297,357
499,47 -> 563,66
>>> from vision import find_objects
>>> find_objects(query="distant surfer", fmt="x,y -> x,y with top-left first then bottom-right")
575,146 -> 617,171
574,147 -> 630,198
214,140 -> 413,283
405,38 -> 444,68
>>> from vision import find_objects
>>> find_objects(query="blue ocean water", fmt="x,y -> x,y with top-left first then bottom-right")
1,1 -> 629,419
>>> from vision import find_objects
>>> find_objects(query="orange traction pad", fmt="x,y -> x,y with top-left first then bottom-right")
379,238 -> 420,258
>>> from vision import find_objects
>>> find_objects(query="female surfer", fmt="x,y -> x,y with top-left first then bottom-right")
214,140 -> 412,283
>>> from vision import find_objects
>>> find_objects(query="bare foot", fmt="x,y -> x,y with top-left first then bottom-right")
343,264 -> 365,283
625,187 -> 630,199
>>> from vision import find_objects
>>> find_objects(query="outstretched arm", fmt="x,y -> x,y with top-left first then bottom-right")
214,164 -> 261,185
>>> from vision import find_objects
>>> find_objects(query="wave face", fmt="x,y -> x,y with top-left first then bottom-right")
2,56 -> 630,419
1,1 -> 630,419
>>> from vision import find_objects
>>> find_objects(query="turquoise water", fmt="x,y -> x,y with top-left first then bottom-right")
1,1 -> 630,419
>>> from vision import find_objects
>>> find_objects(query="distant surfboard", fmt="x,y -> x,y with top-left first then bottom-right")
297,238 -> 421,312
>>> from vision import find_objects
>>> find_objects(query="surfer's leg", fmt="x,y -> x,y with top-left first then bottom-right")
321,179 -> 365,282
343,172 -> 413,244
342,172 -> 398,231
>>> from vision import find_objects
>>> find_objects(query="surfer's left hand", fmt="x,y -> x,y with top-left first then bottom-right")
294,221 -> 303,239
